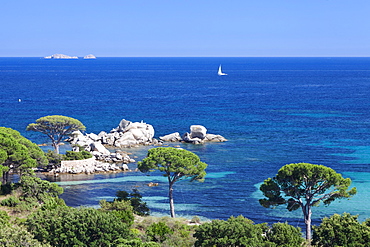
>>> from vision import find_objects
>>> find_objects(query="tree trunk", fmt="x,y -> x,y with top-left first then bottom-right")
53,142 -> 59,154
169,180 -> 175,218
2,170 -> 9,184
302,203 -> 312,241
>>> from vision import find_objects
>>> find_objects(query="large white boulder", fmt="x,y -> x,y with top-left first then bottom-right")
112,119 -> 131,132
90,142 -> 110,155
204,134 -> 227,142
87,133 -> 100,142
190,125 -> 207,139
159,132 -> 182,142
111,119 -> 155,146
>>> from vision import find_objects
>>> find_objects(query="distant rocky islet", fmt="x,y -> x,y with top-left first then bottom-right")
44,54 -> 96,59
51,119 -> 226,175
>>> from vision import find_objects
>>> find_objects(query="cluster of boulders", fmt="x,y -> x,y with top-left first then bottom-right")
69,119 -> 157,149
68,134 -> 137,164
68,120 -> 227,153
64,119 -> 157,168
62,119 -> 226,175
160,125 -> 227,144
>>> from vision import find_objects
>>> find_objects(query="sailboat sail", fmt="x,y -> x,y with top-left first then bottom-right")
218,65 -> 227,76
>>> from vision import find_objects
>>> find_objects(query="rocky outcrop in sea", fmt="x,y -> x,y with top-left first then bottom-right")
160,125 -> 227,144
44,54 -> 78,59
68,119 -> 227,149
67,119 -> 157,161
84,54 -> 96,59
65,119 -> 226,173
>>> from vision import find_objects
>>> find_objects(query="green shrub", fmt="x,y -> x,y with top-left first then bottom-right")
19,176 -> 63,203
0,224 -> 49,247
134,216 -> 197,247
63,150 -> 92,160
0,196 -> 20,207
99,199 -> 135,225
0,182 -> 17,195
0,210 -> 10,226
313,213 -> 370,247
194,215 -> 303,247
14,200 -> 39,213
266,222 -> 304,247
146,222 -> 174,243
26,206 -> 133,247
116,189 -> 150,216
40,197 -> 66,211
194,215 -> 267,247
45,150 -> 63,166
114,238 -> 160,247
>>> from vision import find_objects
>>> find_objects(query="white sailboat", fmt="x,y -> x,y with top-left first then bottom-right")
218,65 -> 227,76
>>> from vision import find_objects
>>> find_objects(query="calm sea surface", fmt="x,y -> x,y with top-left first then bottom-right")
1,57 -> 370,227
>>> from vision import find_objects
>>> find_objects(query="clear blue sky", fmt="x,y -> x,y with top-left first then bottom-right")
1,0 -> 370,57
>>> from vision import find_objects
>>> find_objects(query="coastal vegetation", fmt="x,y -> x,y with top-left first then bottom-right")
1,179 -> 369,247
138,147 -> 208,218
0,126 -> 366,246
193,215 -> 305,247
26,115 -> 86,154
0,127 -> 48,183
260,162 -> 357,240
312,213 -> 370,246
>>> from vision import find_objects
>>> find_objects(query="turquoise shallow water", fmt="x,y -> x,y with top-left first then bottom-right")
1,57 -> 370,228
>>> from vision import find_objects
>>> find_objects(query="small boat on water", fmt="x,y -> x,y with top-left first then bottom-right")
218,65 -> 227,76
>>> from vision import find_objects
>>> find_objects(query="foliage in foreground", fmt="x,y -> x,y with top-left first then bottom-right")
115,189 -> 150,216
0,222 -> 49,247
0,175 -> 65,214
26,206 -> 133,247
134,216 -> 198,247
0,127 -> 48,183
194,215 -> 305,247
0,176 -> 369,247
313,213 -> 370,247
99,198 -> 135,226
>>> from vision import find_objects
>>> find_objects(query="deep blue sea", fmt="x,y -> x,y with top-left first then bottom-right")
1,57 -> 370,228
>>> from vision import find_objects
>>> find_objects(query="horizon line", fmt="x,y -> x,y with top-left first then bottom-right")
1,55 -> 370,58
